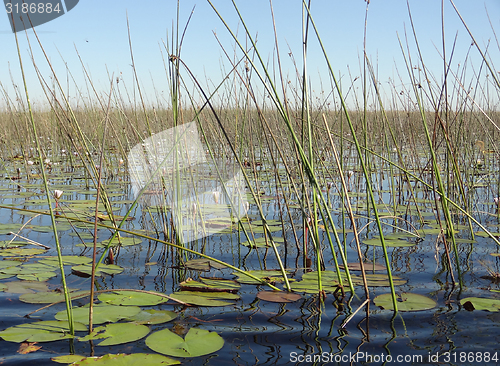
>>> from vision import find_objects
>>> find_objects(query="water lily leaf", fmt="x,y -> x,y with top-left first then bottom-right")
98,290 -> 168,306
53,353 -> 180,365
146,328 -> 224,358
363,237 -> 416,247
179,278 -> 240,292
374,293 -> 437,311
460,297 -> 500,312
0,223 -> 24,235
240,237 -> 283,248
339,262 -> 386,271
0,321 -> 86,343
20,289 -> 89,304
184,258 -> 226,271
232,270 -> 289,285
357,273 -> 407,287
257,291 -> 301,303
17,341 -> 42,354
79,322 -> 150,346
170,291 -> 239,306
71,264 -> 123,277
1,280 -> 49,294
0,248 -> 47,257
55,304 -> 141,325
127,309 -> 178,325
17,271 -> 57,281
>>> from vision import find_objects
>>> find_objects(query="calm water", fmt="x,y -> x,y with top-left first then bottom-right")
0,155 -> 499,365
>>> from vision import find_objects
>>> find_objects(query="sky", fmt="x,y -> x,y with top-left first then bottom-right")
0,0 -> 499,110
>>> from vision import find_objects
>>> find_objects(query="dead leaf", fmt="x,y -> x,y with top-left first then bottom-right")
18,342 -> 41,354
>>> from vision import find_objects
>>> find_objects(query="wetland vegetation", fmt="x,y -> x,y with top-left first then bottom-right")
0,1 -> 500,365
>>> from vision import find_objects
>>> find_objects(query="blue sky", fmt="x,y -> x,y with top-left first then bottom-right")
0,0 -> 499,110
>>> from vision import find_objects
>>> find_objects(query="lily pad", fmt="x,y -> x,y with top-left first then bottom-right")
257,291 -> 301,303
0,320 -> 87,343
39,256 -> 92,266
146,328 -> 224,358
240,237 -> 283,248
363,237 -> 416,247
98,290 -> 168,306
460,297 -> 500,312
79,322 -> 150,346
1,280 -> 49,294
127,309 -> 178,325
71,263 -> 123,277
232,270 -> 289,285
55,304 -> 141,325
170,291 -> 239,306
52,353 -> 180,365
339,262 -> 386,271
374,293 -> 437,311
179,278 -> 240,292
184,258 -> 226,271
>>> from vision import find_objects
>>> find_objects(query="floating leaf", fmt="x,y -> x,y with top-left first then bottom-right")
127,309 -> 178,325
179,278 -> 240,292
98,290 -> 168,306
146,328 -> 224,358
232,270 -> 289,285
170,291 -> 239,306
55,304 -> 141,325
1,280 -> 49,294
240,237 -> 283,248
374,293 -> 436,311
79,322 -> 149,346
460,297 -> 500,312
0,248 -> 47,257
38,256 -> 92,266
0,321 -> 86,343
52,353 -> 180,365
71,263 -> 123,277
184,258 -> 226,271
257,291 -> 301,303
363,237 -> 416,247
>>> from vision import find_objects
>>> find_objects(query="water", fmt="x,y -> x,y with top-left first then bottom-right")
0,154 -> 500,365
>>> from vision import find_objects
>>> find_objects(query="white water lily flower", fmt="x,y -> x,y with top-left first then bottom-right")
54,190 -> 63,199
212,191 -> 220,204
27,160 -> 34,165
494,197 -> 499,206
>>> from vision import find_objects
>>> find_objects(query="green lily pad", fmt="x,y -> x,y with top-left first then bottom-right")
179,278 -> 240,292
232,270 -> 289,285
146,328 -> 224,358
184,258 -> 226,271
71,263 -> 123,277
39,256 -> 93,266
460,297 -> 500,312
127,309 -> 178,325
257,291 -> 301,303
363,237 -> 416,247
20,289 -> 89,304
0,240 -> 28,248
170,291 -> 239,306
98,290 -> 168,306
79,322 -> 150,346
52,353 -> 180,365
0,320 -> 87,343
374,293 -> 437,311
1,280 -> 49,293
55,304 -> 141,325
0,248 -> 47,257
